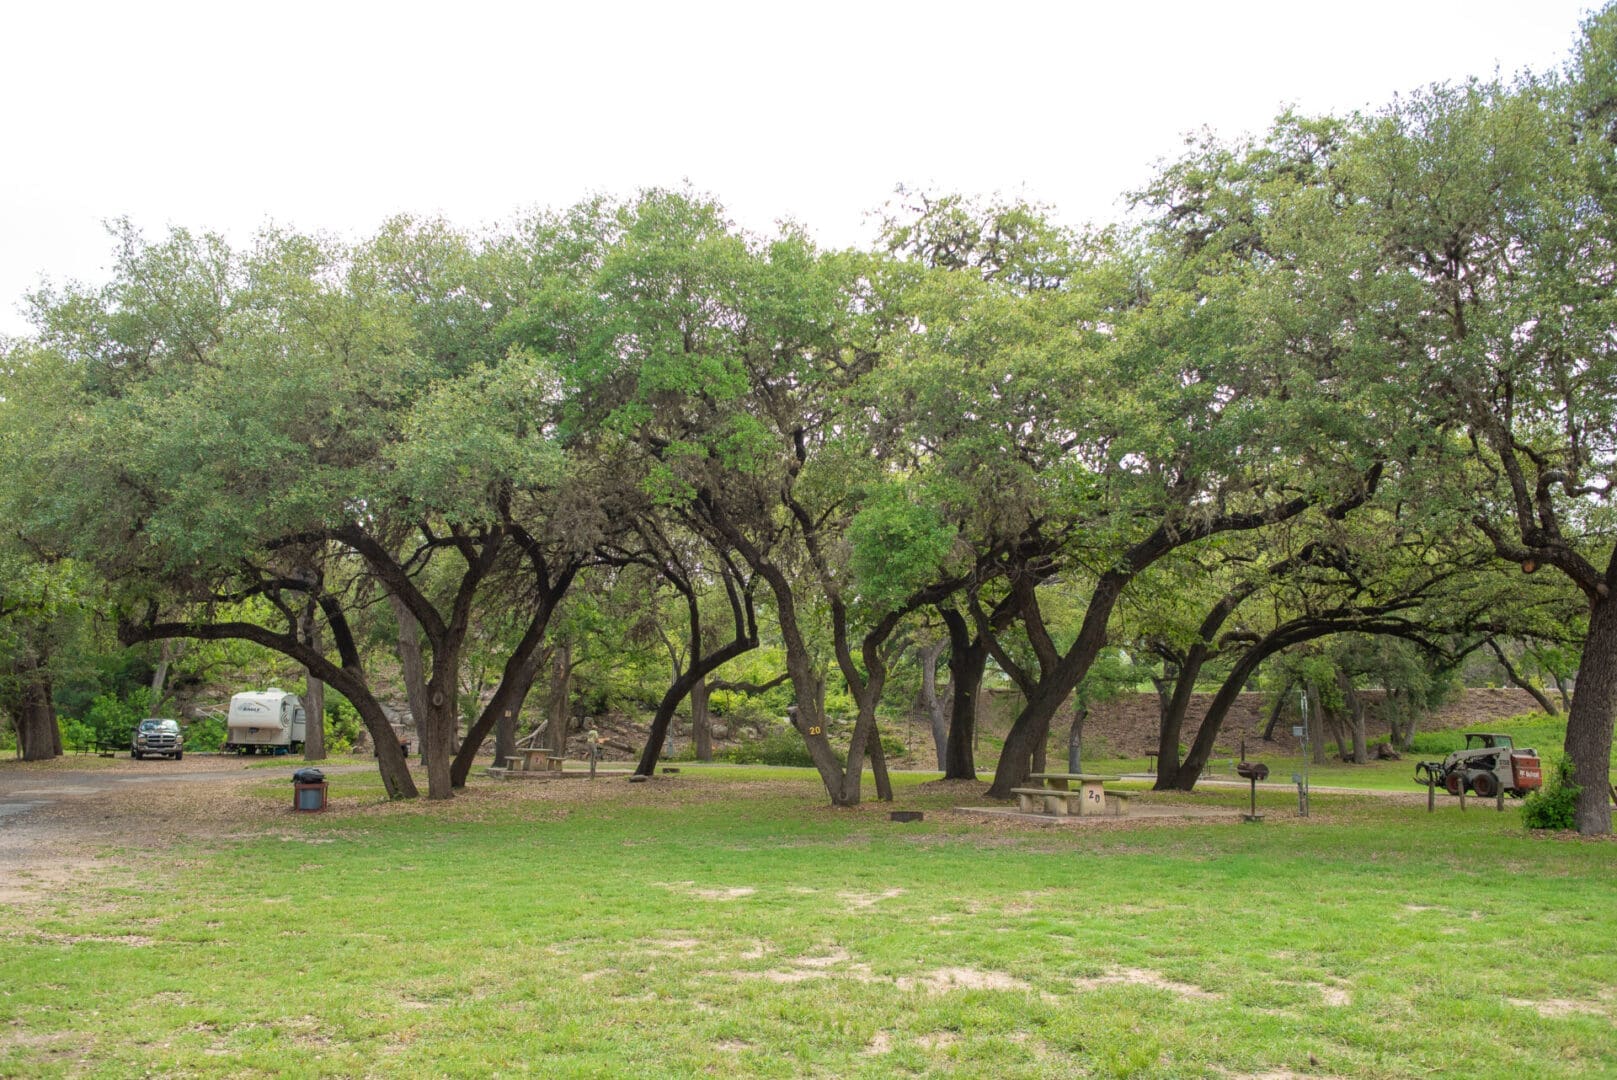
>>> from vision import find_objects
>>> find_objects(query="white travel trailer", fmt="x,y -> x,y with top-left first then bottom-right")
224,688 -> 307,754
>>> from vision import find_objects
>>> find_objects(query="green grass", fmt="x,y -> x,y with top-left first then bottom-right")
3,766 -> 1614,1078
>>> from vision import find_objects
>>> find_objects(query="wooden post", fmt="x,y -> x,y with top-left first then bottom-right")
1496,786 -> 1505,812
1427,774 -> 1435,813
1459,778 -> 1467,813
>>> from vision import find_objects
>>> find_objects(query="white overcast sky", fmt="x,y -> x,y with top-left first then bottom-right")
0,0 -> 1597,336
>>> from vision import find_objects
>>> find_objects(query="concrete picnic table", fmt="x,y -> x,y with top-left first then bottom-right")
1016,772 -> 1131,817
505,748 -> 564,774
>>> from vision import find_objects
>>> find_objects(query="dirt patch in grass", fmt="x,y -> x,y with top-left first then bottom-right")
839,887 -> 904,908
897,967 -> 1030,994
1506,997 -> 1608,1018
1312,984 -> 1352,1007
6,929 -> 156,947
0,859 -> 103,905
1076,967 -> 1223,1000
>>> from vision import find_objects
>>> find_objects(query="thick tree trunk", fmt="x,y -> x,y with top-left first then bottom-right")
1567,594 -> 1617,836
940,609 -> 985,780
1307,683 -> 1327,765
1340,675 -> 1367,765
15,668 -> 58,762
300,608 -> 326,761
1066,702 -> 1087,774
866,723 -> 893,801
421,655 -> 462,800
1400,704 -> 1421,751
918,639 -> 948,771
387,590 -> 432,746
546,644 -> 572,760
494,703 -> 518,767
989,571 -> 1129,799
352,689 -> 417,800
692,678 -> 713,761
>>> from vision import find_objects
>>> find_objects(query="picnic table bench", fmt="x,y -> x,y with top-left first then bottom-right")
1015,773 -> 1131,818
505,748 -> 564,774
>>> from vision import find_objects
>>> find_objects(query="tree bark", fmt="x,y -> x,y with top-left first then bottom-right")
421,652 -> 462,800
940,608 -> 985,780
989,570 -> 1130,798
689,678 -> 711,760
494,703 -> 517,769
866,723 -> 893,801
1339,673 -> 1367,765
387,590 -> 431,748
1567,593 -> 1617,835
1307,683 -> 1327,765
545,643 -> 572,760
1066,701 -> 1087,774
918,639 -> 948,771
14,662 -> 58,762
300,606 -> 326,761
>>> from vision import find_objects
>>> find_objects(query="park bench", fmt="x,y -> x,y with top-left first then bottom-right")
1010,787 -> 1085,816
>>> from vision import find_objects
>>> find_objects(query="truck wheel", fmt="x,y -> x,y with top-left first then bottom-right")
1470,771 -> 1498,798
132,751 -> 142,761
174,751 -> 183,761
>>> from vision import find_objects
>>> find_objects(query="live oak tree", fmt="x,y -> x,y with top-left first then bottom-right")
4,220 -> 602,799
1282,17 -> 1617,832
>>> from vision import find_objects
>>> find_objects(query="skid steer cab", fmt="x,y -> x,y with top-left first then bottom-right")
1415,733 -> 1543,799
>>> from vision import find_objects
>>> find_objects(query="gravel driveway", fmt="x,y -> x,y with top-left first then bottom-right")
0,754 -> 370,901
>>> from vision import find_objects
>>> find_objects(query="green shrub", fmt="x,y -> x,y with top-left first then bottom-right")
1521,756 -> 1581,831
59,717 -> 96,751
184,715 -> 226,751
879,734 -> 906,758
1407,731 -> 1465,756
85,693 -> 140,745
724,727 -> 817,768
325,698 -> 361,752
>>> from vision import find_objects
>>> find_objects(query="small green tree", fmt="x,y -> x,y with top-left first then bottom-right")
1521,756 -> 1582,831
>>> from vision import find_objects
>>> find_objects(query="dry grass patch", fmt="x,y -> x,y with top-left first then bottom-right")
1506,997 -> 1609,1018
896,967 -> 1030,994
1076,967 -> 1223,1000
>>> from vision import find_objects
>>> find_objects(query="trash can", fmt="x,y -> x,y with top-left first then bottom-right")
292,767 -> 327,812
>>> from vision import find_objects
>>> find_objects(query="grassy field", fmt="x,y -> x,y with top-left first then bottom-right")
3,758 -> 1614,1078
